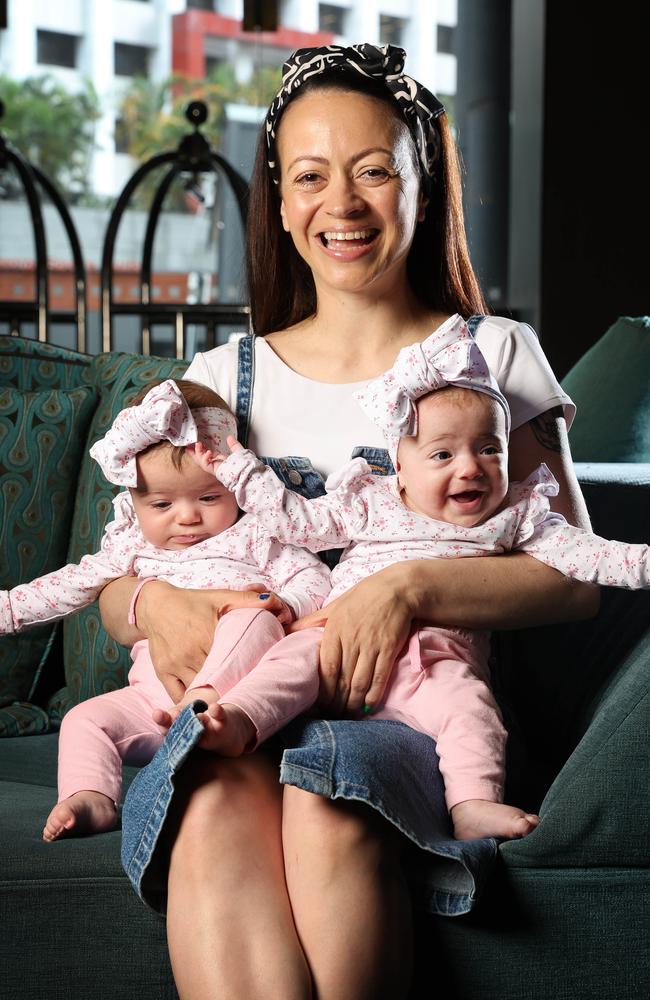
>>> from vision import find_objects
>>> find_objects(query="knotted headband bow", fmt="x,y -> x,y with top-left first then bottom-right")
354,315 -> 511,467
265,44 -> 445,189
89,380 -> 237,487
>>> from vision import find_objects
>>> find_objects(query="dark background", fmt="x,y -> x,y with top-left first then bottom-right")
455,0 -> 647,378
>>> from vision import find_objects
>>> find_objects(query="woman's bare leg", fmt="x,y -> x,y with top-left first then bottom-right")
165,751 -> 311,1000
282,786 -> 413,1000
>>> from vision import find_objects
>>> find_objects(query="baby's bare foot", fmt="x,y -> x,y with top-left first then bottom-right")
43,790 -> 117,842
195,702 -> 256,756
451,799 -> 540,841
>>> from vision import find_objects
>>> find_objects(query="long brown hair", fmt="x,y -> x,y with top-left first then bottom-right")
246,72 -> 487,335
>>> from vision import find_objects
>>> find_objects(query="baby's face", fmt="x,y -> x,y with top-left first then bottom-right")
130,447 -> 239,550
396,389 -> 509,527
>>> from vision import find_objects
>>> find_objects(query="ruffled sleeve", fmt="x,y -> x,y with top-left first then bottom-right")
508,463 -> 565,548
219,449 -> 367,552
324,457 -> 373,494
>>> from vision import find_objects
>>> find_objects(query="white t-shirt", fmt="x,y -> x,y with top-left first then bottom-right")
185,315 -> 575,480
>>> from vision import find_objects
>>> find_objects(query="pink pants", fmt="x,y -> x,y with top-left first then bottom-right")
58,611 -> 505,811
57,608 -> 320,806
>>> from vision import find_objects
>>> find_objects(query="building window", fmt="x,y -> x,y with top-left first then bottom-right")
380,15 -> 407,47
36,30 -> 78,69
205,56 -> 225,77
114,43 -> 151,78
437,24 -> 456,55
318,4 -> 347,35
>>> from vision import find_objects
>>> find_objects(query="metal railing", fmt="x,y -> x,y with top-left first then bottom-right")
1,99 -> 250,358
0,99 -> 88,351
100,100 -> 251,357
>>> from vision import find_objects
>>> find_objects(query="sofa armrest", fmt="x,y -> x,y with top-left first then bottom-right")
500,616 -> 649,868
492,463 -> 649,867
575,462 -> 650,542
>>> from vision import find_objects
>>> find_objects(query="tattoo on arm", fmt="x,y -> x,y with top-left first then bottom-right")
529,406 -> 564,453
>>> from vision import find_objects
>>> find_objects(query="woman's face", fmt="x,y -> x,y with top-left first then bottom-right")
277,88 -> 425,299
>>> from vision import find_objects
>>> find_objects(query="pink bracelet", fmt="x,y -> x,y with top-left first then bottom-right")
127,578 -> 158,626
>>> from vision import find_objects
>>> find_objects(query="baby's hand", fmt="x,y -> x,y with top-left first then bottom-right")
186,441 -> 220,474
187,436 -> 245,474
221,435 -> 245,460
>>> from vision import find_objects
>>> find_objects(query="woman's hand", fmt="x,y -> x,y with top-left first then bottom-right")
289,544 -> 599,717
289,564 -> 417,715
135,581 -> 289,702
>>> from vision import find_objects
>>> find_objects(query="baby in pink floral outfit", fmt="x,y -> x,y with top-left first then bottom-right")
0,379 -> 330,841
191,315 -> 650,841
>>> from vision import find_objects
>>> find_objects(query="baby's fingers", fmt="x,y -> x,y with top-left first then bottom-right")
226,435 -> 244,453
152,707 -> 175,731
186,442 -> 214,471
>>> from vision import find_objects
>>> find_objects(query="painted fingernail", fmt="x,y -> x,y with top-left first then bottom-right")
258,593 -> 270,600
362,704 -> 373,715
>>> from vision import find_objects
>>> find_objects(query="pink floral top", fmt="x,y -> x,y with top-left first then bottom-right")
0,491 -> 331,634
217,452 -> 650,604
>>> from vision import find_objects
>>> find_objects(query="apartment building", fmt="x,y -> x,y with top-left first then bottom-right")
0,0 -> 457,197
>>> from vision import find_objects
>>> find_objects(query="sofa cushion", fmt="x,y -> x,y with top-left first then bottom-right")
60,352 -> 188,714
0,335 -> 93,391
0,734 -> 177,1000
0,383 -> 98,734
494,463 -> 650,810
562,316 -> 650,461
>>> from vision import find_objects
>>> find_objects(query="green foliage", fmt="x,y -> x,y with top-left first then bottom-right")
0,74 -> 101,202
0,65 -> 282,210
117,64 -> 281,164
115,65 -> 281,210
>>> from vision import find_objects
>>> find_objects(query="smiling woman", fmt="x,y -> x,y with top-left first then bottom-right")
276,89 -> 424,299
100,43 -> 597,1000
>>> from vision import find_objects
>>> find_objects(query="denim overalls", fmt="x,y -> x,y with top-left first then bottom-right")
121,318 -> 498,917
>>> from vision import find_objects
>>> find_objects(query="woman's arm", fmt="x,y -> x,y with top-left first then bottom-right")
99,577 -> 290,702
508,406 -> 592,528
292,408 -> 600,714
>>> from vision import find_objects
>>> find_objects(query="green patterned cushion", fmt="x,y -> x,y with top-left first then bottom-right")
0,335 -> 93,391
60,352 -> 189,713
0,702 -> 50,737
0,383 -> 99,726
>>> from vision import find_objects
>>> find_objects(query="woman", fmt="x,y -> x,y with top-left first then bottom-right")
102,45 -> 598,1000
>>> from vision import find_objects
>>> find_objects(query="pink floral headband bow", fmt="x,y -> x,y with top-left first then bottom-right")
353,315 -> 511,467
89,379 -> 237,487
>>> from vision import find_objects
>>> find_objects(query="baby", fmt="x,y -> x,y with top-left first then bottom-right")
0,379 -> 331,841
190,315 -> 650,841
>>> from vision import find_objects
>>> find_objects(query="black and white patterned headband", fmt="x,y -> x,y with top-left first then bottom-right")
265,44 -> 445,189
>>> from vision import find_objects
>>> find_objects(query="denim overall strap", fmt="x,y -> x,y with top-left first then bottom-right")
235,334 -> 255,447
466,314 -> 486,337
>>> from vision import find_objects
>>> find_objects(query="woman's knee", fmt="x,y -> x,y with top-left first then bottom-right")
172,750 -> 281,843
283,786 -> 398,868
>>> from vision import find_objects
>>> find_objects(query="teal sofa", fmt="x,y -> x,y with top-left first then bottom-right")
0,335 -> 648,1000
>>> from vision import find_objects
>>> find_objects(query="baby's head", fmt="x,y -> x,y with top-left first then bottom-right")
91,379 -> 239,549
354,315 -> 511,528
395,385 -> 509,527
